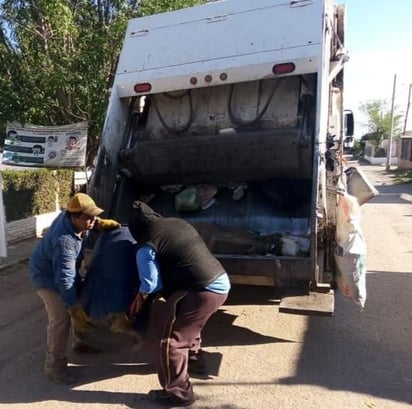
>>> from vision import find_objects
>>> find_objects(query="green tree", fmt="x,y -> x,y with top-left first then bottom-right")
0,0 -> 204,163
359,99 -> 402,146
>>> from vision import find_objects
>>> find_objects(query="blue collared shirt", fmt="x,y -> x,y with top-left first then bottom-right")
136,245 -> 230,294
29,211 -> 85,307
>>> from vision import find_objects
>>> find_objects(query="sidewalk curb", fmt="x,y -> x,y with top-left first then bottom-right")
0,237 -> 39,272
0,257 -> 30,271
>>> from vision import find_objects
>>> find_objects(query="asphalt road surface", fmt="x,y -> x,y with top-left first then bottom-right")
0,161 -> 411,409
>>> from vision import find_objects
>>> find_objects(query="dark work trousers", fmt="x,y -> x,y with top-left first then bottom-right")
151,289 -> 228,401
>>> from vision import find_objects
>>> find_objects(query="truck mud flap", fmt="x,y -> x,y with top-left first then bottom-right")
279,290 -> 335,316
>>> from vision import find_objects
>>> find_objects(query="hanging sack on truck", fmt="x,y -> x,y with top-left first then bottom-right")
334,189 -> 367,308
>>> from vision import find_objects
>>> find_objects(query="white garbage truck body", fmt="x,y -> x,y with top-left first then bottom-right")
89,0 -> 354,315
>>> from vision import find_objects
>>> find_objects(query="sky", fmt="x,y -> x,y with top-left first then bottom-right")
342,0 -> 412,136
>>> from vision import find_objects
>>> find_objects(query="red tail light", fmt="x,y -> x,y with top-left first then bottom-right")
272,62 -> 296,75
134,83 -> 152,93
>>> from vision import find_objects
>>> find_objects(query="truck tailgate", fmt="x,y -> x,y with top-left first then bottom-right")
116,0 -> 324,96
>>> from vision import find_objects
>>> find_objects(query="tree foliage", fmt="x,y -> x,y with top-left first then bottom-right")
359,99 -> 402,145
0,0 -> 205,164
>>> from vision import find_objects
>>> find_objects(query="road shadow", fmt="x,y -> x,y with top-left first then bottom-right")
203,308 -> 292,347
278,270 -> 412,405
368,182 -> 412,205
224,283 -> 278,306
355,161 -> 412,205
0,283 -> 286,407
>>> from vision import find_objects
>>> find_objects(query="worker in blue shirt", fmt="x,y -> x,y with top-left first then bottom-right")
29,193 -> 119,385
128,201 -> 230,407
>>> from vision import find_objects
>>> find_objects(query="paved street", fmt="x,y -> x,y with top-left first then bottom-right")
0,161 -> 411,409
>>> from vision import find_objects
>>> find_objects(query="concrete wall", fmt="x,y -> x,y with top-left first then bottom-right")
1,171 -> 88,246
398,159 -> 412,170
6,211 -> 60,244
398,133 -> 412,170
363,140 -> 398,166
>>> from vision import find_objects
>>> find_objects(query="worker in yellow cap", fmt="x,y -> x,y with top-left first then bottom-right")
29,192 -> 120,385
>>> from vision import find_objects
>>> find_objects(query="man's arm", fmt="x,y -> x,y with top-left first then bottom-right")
53,236 -> 94,332
128,245 -> 163,319
53,236 -> 80,307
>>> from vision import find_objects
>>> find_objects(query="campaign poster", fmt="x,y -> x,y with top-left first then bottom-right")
2,122 -> 88,168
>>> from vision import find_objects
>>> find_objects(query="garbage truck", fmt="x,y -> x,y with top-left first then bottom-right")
88,0 -> 363,316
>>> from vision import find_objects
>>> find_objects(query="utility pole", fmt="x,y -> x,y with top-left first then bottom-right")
403,83 -> 412,134
386,74 -> 397,171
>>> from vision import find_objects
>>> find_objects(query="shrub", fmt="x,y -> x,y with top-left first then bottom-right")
1,169 -> 74,222
352,140 -> 363,157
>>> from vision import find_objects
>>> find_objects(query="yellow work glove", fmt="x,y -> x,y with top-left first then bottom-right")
95,218 -> 121,231
109,313 -> 144,351
68,304 -> 94,333
108,313 -> 132,334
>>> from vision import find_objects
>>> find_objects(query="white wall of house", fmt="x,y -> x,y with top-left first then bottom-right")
364,140 -> 398,165
6,211 -> 61,244
398,132 -> 412,170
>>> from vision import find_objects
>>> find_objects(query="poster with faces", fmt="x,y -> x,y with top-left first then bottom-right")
3,121 -> 88,168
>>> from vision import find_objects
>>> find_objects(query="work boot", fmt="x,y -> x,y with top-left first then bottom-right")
148,389 -> 196,407
44,366 -> 76,385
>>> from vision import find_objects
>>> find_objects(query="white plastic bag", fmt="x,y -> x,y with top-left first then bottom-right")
334,190 -> 367,308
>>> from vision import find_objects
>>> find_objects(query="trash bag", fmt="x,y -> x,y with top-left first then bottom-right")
345,166 -> 378,205
334,190 -> 367,308
77,226 -> 154,352
81,226 -> 139,320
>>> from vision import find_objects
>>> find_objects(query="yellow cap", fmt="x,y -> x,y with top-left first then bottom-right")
67,193 -> 104,216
